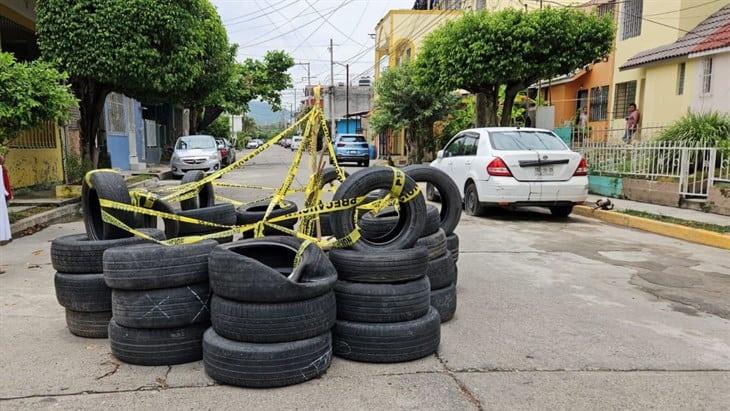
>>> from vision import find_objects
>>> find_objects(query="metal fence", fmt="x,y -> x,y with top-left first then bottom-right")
576,141 -> 730,200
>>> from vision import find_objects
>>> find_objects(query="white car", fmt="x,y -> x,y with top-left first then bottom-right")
290,135 -> 303,151
246,140 -> 260,149
170,135 -> 221,177
430,127 -> 588,217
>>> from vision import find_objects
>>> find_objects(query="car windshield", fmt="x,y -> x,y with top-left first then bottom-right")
489,131 -> 566,151
176,136 -> 215,150
340,135 -> 366,143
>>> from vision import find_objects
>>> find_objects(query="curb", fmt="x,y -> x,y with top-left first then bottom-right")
10,202 -> 81,236
573,205 -> 730,250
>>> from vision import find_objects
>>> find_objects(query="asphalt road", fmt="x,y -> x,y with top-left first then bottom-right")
1,146 -> 729,409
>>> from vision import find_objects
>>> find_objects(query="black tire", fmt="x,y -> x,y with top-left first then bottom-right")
176,203 -> 236,237
464,182 -> 485,217
82,171 -> 135,240
334,276 -> 430,323
333,307 -> 440,363
103,240 -> 217,290
209,237 -> 337,303
108,320 -> 206,366
134,197 -> 180,239
415,228 -> 447,260
328,247 -> 428,283
359,204 -> 440,240
431,283 -> 456,323
211,292 -> 335,343
319,214 -> 334,236
111,283 -> 210,329
65,310 -> 111,338
320,167 -> 349,187
236,200 -> 298,238
549,205 -> 574,218
426,252 -> 457,290
331,167 -> 426,251
54,272 -> 111,312
403,165 -> 462,235
203,329 -> 332,388
364,159 -> 370,167
51,229 -> 165,274
446,233 -> 459,263
179,170 -> 216,210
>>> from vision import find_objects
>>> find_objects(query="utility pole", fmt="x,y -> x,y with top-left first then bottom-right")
345,63 -> 350,134
329,38 -> 336,139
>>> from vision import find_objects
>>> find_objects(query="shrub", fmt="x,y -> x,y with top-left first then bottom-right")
658,111 -> 730,148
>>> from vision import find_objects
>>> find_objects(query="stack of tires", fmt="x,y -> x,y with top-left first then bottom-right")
52,170 -> 165,338
102,241 -> 218,365
358,165 -> 462,323
203,237 -> 337,387
325,167 -> 440,363
329,247 -> 440,363
235,199 -> 298,239
172,171 -> 235,243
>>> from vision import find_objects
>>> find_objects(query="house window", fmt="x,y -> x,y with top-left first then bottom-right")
676,63 -> 685,95
613,81 -> 637,119
621,0 -> 642,40
106,93 -> 126,134
702,58 -> 713,94
590,86 -> 609,121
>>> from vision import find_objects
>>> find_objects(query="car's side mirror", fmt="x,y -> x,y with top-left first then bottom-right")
437,150 -> 444,159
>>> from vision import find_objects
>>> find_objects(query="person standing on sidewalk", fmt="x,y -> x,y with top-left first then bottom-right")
0,154 -> 12,243
623,103 -> 640,143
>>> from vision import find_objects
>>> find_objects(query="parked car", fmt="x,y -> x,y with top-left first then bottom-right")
170,135 -> 221,177
216,138 -> 236,165
430,127 -> 588,217
246,140 -> 260,149
332,134 -> 369,167
290,135 -> 303,151
282,138 -> 292,148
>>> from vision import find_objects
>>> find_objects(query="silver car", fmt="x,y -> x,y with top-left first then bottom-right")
170,135 -> 221,177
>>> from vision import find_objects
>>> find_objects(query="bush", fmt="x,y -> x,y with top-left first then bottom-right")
64,151 -> 94,185
658,111 -> 730,148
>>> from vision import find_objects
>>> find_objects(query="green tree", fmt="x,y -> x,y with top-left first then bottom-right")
370,63 -> 457,163
417,8 -> 613,127
0,52 -> 77,153
37,0 -> 230,166
201,115 -> 231,140
190,51 -> 295,133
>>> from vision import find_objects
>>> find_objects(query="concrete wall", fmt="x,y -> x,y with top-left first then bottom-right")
323,86 -> 371,122
691,51 -> 730,114
5,124 -> 64,188
642,59 -> 695,128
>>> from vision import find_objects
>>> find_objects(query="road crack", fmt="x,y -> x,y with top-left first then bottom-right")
436,353 -> 483,411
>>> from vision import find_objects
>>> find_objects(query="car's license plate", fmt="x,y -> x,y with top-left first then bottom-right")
349,150 -> 357,154
536,166 -> 554,176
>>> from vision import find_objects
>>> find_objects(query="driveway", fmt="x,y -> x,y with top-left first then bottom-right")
1,147 -> 728,409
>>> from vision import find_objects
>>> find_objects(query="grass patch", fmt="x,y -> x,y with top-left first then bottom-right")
8,206 -> 55,224
617,209 -> 730,234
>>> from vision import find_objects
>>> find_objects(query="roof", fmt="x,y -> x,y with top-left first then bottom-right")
620,4 -> 730,70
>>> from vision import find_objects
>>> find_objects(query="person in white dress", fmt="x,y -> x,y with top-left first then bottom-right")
0,154 -> 12,243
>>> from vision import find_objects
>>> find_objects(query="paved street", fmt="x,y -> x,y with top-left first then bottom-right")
1,146 -> 729,409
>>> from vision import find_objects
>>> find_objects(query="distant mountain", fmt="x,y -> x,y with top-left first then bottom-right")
248,100 -> 289,125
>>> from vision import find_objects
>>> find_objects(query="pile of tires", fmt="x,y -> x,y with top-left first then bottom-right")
236,200 -> 298,239
103,241 -> 218,365
356,166 -> 462,323
203,237 -> 337,387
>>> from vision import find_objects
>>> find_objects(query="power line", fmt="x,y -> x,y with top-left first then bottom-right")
303,0 -> 366,47
223,0 -> 299,25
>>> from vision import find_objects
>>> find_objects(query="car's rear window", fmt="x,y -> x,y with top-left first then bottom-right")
340,135 -> 366,143
489,131 -> 566,151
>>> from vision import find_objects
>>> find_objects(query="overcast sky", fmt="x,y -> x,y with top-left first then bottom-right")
211,0 -> 414,112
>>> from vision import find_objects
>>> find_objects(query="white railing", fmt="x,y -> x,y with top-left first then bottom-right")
569,126 -> 667,148
576,141 -> 730,199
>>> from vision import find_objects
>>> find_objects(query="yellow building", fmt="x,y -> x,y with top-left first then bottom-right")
372,0 -> 585,160
611,0 -> 728,139
1,0 -> 65,188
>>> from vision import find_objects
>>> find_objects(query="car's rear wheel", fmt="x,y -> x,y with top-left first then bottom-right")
364,159 -> 370,167
464,183 -> 484,217
426,183 -> 440,202
549,205 -> 574,218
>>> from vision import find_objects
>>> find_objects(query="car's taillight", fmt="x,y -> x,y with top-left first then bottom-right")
574,158 -> 588,176
486,157 -> 512,177
337,143 -> 345,147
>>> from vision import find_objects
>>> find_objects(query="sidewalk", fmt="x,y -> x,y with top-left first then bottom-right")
586,195 -> 730,227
